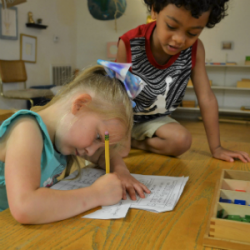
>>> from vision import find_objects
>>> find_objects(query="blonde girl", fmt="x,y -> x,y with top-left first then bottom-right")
0,65 -> 149,224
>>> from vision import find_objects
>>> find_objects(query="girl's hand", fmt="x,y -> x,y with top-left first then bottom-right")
114,166 -> 151,201
212,146 -> 250,163
91,173 -> 123,206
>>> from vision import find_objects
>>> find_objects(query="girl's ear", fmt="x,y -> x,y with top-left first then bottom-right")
71,93 -> 92,115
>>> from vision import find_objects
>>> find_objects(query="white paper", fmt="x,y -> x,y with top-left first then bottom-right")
51,167 -> 189,219
83,200 -> 131,219
50,167 -> 104,190
129,174 -> 189,213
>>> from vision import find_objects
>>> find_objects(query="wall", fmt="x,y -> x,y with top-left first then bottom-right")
0,0 -> 77,109
75,0 -> 148,69
200,0 -> 250,64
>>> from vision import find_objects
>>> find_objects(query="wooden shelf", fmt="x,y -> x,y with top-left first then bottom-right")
187,86 -> 250,91
26,23 -> 48,29
206,65 -> 250,68
177,106 -> 250,115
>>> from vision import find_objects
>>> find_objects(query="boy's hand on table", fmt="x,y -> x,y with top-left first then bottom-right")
114,167 -> 151,201
212,146 -> 250,163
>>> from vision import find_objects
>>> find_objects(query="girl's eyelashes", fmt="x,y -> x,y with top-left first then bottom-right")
96,133 -> 101,141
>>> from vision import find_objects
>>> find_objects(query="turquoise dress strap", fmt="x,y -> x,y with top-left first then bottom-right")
0,110 -> 67,211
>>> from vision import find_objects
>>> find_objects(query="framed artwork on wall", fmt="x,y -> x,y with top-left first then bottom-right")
20,34 -> 37,63
222,41 -> 233,50
0,3 -> 18,40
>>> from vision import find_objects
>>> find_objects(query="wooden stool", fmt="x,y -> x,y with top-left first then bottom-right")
0,109 -> 14,122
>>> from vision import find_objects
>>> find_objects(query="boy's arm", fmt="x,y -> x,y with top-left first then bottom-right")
116,39 -> 127,62
191,39 -> 250,163
114,40 -> 151,197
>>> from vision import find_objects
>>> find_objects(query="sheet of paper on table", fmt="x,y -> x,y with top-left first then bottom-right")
51,167 -> 189,219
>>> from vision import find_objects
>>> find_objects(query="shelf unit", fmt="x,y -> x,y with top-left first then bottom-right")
187,85 -> 250,91
179,65 -> 250,117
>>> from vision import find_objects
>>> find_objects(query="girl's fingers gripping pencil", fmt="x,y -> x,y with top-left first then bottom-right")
105,131 -> 110,174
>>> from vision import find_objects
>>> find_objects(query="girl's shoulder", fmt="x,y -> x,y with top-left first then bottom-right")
0,110 -> 44,138
0,110 -> 45,163
0,109 -> 52,151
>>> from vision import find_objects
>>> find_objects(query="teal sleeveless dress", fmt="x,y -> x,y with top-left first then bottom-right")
0,110 -> 67,211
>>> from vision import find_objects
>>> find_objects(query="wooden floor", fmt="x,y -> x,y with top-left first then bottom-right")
0,120 -> 250,250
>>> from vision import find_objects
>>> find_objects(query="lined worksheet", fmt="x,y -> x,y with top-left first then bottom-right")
51,167 -> 189,219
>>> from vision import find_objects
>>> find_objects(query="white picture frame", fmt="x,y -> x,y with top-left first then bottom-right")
20,33 -> 37,63
0,4 -> 18,40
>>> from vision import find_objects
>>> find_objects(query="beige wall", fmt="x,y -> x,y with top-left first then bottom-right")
200,0 -> 250,64
75,0 -> 148,68
0,0 -> 250,109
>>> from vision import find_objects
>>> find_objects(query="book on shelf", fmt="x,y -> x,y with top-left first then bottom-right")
206,62 -> 238,66
187,79 -> 212,86
182,100 -> 196,107
187,79 -> 193,86
226,62 -> 237,65
241,106 -> 250,111
206,62 -> 226,65
237,80 -> 250,88
213,62 -> 226,65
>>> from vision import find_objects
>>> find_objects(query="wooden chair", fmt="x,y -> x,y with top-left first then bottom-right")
0,109 -> 14,122
0,60 -> 54,108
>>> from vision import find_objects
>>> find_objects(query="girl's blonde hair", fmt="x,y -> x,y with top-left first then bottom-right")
32,65 -> 133,177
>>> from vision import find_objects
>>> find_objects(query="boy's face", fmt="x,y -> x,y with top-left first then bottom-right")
55,112 -> 126,157
151,4 -> 210,56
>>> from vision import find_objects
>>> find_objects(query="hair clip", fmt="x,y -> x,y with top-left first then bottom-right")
97,59 -> 146,107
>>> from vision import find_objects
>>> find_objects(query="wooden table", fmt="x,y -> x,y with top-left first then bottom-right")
1,121 -> 250,250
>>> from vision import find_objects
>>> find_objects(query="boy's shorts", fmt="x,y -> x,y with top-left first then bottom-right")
132,116 -> 179,141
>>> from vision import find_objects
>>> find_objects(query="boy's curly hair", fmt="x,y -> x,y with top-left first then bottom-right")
144,0 -> 229,28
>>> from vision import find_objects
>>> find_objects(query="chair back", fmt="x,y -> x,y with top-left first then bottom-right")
0,60 -> 27,83
0,60 -> 53,108
0,109 -> 15,122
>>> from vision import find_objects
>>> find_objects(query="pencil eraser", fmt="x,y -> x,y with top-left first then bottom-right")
105,131 -> 109,135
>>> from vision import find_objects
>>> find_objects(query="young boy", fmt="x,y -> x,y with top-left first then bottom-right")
116,0 -> 250,163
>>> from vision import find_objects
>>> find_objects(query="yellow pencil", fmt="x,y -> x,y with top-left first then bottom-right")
105,131 -> 110,174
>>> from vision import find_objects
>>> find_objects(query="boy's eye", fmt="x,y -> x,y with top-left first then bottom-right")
188,32 -> 198,37
167,24 -> 176,30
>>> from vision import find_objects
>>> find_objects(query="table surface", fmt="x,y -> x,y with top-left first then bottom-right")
1,121 -> 250,250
